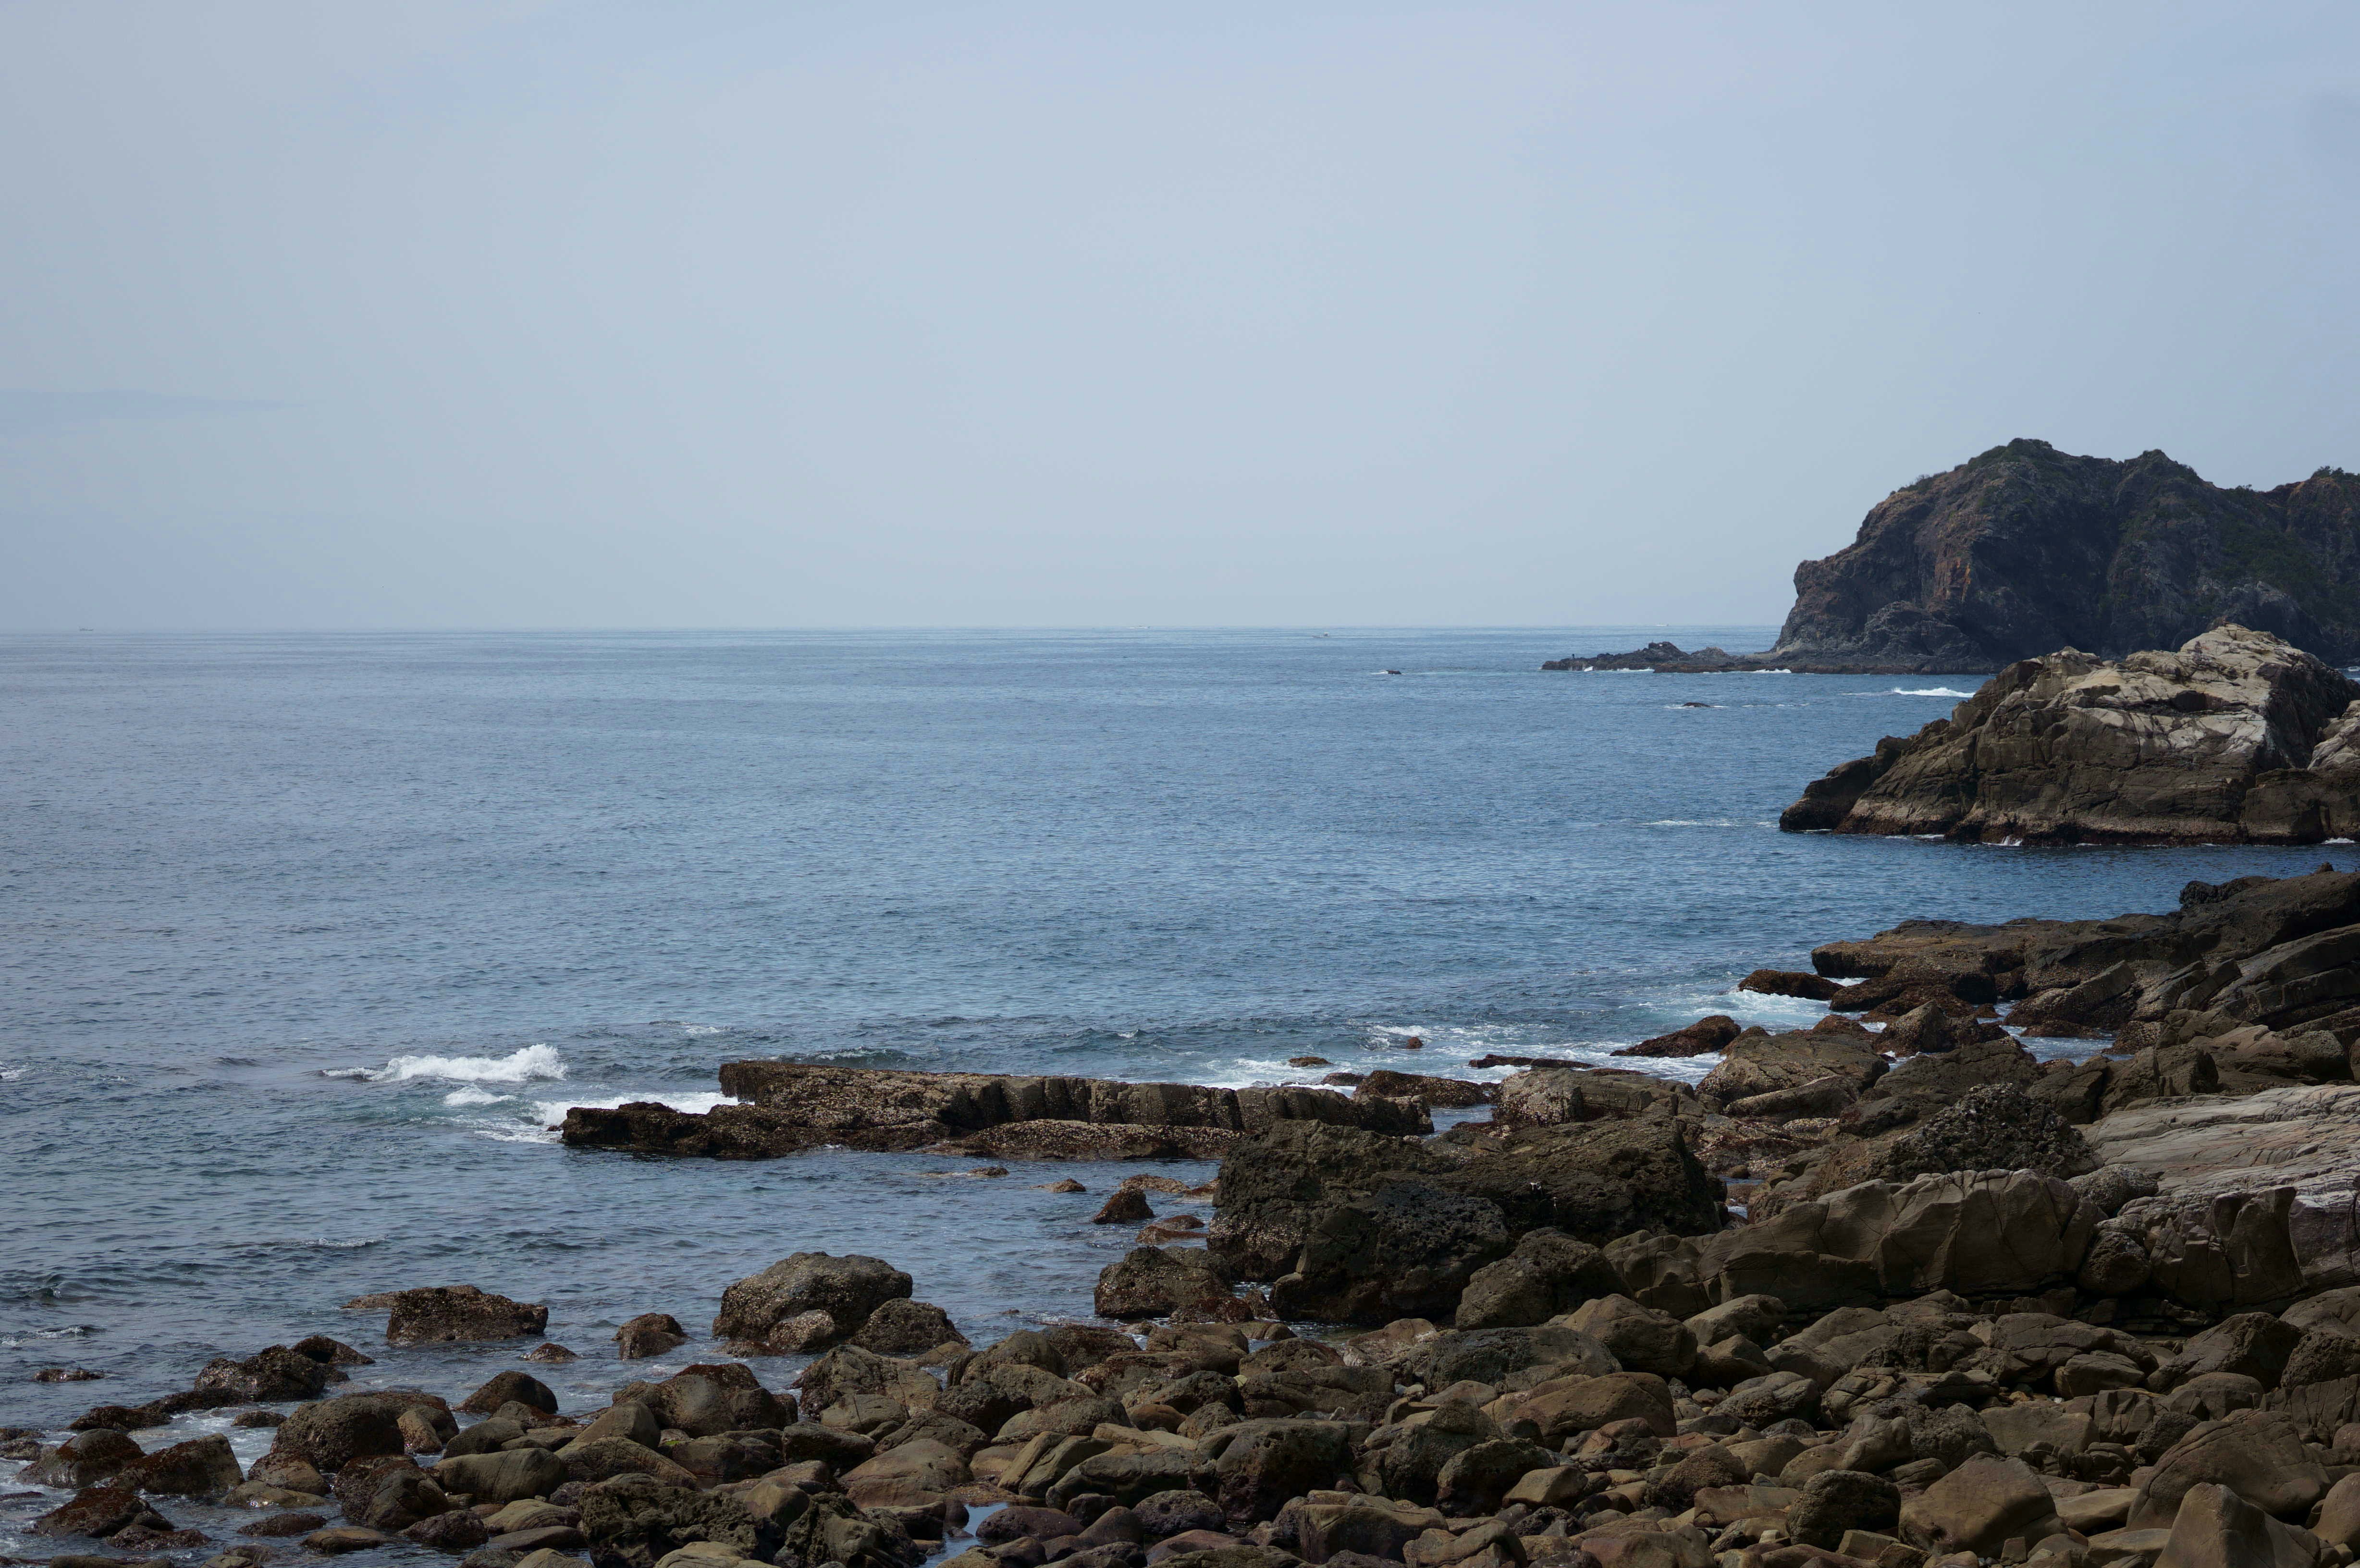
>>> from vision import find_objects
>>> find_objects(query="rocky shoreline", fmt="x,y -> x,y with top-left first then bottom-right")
27,870 -> 2360,1568
1782,626 -> 2360,844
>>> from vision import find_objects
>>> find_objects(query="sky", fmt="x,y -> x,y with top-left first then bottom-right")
2,0 -> 2357,631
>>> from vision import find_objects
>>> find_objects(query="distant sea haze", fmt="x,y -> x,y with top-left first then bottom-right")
0,627 -> 2341,1435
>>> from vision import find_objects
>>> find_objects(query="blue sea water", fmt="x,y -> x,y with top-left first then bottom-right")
0,627 -> 2345,1529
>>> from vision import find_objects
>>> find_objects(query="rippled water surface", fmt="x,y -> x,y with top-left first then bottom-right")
1,628 -> 2343,1504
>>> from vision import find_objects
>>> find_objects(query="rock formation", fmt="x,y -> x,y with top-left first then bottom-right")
559,1064 -> 1430,1161
1770,439 -> 2360,672
1781,625 -> 2360,842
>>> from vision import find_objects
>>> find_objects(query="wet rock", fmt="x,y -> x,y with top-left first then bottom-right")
614,1362 -> 793,1436
193,1348 -> 335,1406
461,1371 -> 560,1417
848,1298 -> 966,1356
556,1437 -> 698,1489
712,1253 -> 912,1352
274,1393 -> 442,1473
1097,1191 -> 1157,1225
357,1469 -> 453,1532
31,1486 -> 171,1540
301,1527 -> 389,1555
561,1403 -> 662,1452
382,1287 -> 548,1347
26,1430 -> 146,1489
120,1434 -> 244,1497
242,1514 -> 332,1540
34,1366 -> 104,1382
525,1344 -> 580,1364
1352,1071 -> 1495,1108
614,1314 -> 688,1361
289,1337 -> 372,1367
1097,1247 -> 1236,1319
430,1448 -> 569,1505
1615,1017 -> 1744,1059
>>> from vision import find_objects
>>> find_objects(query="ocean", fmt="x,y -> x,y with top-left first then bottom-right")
0,627 -> 2341,1516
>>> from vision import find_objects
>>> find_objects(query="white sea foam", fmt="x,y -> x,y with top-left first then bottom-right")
0,1064 -> 23,1082
1891,686 -> 1972,697
357,1043 -> 567,1085
443,1085 -> 505,1107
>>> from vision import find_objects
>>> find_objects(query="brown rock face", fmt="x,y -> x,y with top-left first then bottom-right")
1771,439 -> 2360,672
1781,626 -> 2360,843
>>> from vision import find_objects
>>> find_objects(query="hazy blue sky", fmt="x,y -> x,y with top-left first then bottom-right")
4,1 -> 2356,630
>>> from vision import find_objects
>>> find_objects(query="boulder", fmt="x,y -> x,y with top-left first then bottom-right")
191,1347 -> 335,1405
614,1314 -> 688,1361
1395,1325 -> 1616,1390
1271,1180 -> 1512,1325
460,1372 -> 559,1417
273,1394 -> 423,1473
1507,1372 -> 1676,1443
577,1472 -> 781,1568
30,1485 -> 167,1540
1435,1438 -> 1555,1514
2152,1482 -> 2323,1568
615,1363 -> 793,1435
1864,1083 -> 2098,1183
1560,1296 -> 1695,1378
841,1438 -> 969,1509
1454,1231 -> 1626,1329
849,1299 -> 965,1357
1203,1420 -> 1356,1524
1097,1247 -> 1236,1319
25,1430 -> 145,1489
383,1286 -> 548,1346
1614,1017 -> 1743,1059
558,1438 -> 698,1489
119,1434 -> 243,1497
794,1345 -> 939,1414
712,1253 -> 911,1352
1787,1471 -> 1901,1550
429,1448 -> 569,1505
1497,1066 -> 1696,1126
2129,1410 -> 2329,1526
1898,1454 -> 2065,1556
1206,1123 -> 1449,1281
2155,1314 -> 2303,1392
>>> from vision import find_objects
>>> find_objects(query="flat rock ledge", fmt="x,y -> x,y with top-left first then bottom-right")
559,1065 -> 1431,1161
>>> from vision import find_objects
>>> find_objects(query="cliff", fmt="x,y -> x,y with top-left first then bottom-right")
1780,625 -> 2360,843
1768,439 -> 2360,672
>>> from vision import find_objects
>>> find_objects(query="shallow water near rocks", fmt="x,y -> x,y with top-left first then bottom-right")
0,628 -> 2342,1555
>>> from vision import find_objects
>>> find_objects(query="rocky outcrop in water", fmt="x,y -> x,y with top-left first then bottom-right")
1781,626 -> 2360,842
559,1065 -> 1430,1161
1769,439 -> 2360,671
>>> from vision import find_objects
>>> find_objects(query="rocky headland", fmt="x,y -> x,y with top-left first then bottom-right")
1543,441 -> 2360,676
34,869 -> 2360,1568
1780,626 -> 2360,843
1768,441 -> 2360,673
